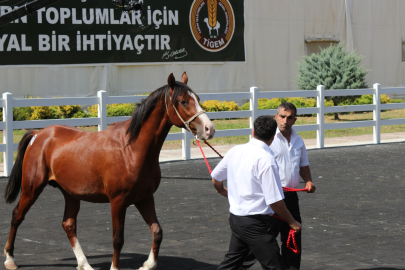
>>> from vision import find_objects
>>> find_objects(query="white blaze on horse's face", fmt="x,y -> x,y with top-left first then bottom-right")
190,92 -> 215,140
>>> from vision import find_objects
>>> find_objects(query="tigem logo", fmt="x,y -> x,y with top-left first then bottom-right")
190,0 -> 235,52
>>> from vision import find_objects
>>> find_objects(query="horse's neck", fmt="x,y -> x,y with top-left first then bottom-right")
128,106 -> 172,157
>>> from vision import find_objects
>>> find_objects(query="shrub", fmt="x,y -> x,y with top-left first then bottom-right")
241,95 -> 391,116
51,105 -> 83,119
287,97 -> 317,109
257,98 -> 284,110
200,100 -> 240,112
241,98 -> 285,111
88,105 -> 98,117
297,43 -> 369,119
353,94 -> 390,105
241,97 -> 324,114
390,99 -> 405,103
380,94 -> 391,104
87,103 -> 136,117
10,96 -> 89,120
107,103 -> 136,116
72,110 -> 91,118
240,102 -> 250,111
30,106 -> 57,120
13,107 -> 33,121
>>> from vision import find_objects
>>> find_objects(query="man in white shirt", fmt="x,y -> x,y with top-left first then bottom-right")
241,103 -> 316,270
211,115 -> 302,270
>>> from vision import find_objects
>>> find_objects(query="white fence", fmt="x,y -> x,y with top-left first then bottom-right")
2,83 -> 405,177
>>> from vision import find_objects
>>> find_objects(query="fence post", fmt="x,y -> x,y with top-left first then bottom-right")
249,86 -> 258,140
316,85 -> 325,148
3,92 -> 13,177
373,83 -> 381,144
97,90 -> 107,131
182,128 -> 191,160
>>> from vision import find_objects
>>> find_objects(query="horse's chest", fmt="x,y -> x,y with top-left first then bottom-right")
126,176 -> 160,203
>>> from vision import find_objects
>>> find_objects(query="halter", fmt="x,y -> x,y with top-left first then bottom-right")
165,92 -> 206,136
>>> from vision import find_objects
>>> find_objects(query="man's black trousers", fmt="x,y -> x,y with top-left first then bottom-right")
240,192 -> 302,270
217,213 -> 285,270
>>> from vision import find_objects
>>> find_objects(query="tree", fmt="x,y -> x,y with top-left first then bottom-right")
296,43 -> 368,119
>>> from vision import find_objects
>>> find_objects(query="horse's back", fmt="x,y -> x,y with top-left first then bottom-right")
22,125 -> 123,201
21,123 -> 161,203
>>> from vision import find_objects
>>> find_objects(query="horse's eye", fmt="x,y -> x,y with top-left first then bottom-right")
180,101 -> 187,105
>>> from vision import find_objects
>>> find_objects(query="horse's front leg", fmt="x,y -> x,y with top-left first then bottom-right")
135,196 -> 163,270
110,201 -> 127,270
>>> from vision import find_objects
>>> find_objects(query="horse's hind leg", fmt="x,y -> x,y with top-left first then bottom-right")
4,202 -> 21,270
4,183 -> 47,269
61,190 -> 94,270
135,196 -> 162,270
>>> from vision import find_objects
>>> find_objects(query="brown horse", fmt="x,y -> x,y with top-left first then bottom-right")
3,72 -> 215,270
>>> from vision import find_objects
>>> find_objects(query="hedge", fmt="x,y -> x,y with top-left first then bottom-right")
200,100 -> 239,112
241,97 -> 333,111
87,103 -> 136,117
1,103 -> 135,121
0,94 -> 403,121
240,95 -> 397,115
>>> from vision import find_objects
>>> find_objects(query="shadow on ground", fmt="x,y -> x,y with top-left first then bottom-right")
18,253 -> 216,270
355,268 -> 404,270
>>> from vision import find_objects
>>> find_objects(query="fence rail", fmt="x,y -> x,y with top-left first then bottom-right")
2,83 -> 405,176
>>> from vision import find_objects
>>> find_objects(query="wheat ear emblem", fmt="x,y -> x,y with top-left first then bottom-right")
207,0 -> 218,27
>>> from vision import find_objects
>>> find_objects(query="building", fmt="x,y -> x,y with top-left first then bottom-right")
0,0 -> 404,98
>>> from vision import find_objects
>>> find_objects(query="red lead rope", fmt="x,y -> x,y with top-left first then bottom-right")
204,140 -> 224,159
271,215 -> 300,254
282,187 -> 308,192
196,139 -> 307,254
196,140 -> 213,173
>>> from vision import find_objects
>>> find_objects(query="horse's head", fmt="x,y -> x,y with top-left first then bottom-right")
166,72 -> 215,140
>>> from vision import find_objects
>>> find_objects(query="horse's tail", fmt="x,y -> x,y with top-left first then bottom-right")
4,130 -> 36,204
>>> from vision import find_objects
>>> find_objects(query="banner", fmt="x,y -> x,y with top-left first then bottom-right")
0,0 -> 245,65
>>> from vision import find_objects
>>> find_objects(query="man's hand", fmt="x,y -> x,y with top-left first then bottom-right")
212,178 -> 228,198
289,220 -> 302,233
217,187 -> 228,198
305,181 -> 316,193
300,166 -> 316,193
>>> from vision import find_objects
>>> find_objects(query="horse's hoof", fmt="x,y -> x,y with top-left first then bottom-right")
138,266 -> 156,270
4,260 -> 18,270
77,265 -> 95,270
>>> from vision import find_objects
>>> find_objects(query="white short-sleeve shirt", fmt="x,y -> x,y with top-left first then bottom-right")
211,138 -> 284,216
270,127 -> 310,188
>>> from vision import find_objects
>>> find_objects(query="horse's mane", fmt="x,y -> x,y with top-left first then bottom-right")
126,81 -> 197,145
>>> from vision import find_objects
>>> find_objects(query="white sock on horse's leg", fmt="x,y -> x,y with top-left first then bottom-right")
72,239 -> 94,270
4,251 -> 18,270
138,249 -> 157,270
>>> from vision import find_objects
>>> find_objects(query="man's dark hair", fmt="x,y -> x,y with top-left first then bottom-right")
254,115 -> 277,141
277,102 -> 297,117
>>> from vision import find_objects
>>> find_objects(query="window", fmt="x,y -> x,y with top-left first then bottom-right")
305,35 -> 339,55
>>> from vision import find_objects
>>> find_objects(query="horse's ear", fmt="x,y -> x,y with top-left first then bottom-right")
180,72 -> 188,85
168,73 -> 176,89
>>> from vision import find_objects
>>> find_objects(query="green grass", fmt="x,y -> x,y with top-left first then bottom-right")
2,109 -> 405,162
